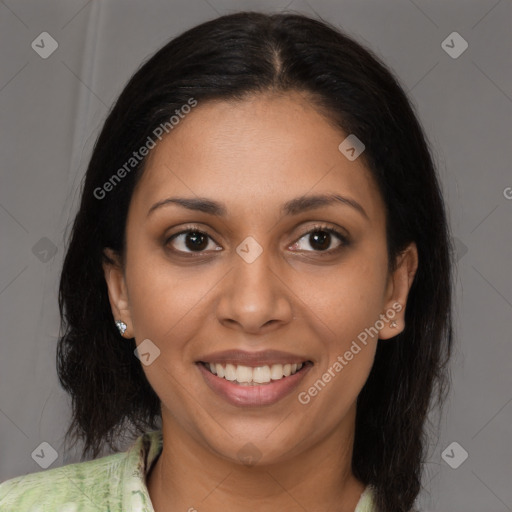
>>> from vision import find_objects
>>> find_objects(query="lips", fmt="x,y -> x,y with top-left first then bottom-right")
195,349 -> 314,406
196,349 -> 310,367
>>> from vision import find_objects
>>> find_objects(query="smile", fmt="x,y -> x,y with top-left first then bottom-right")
196,360 -> 314,407
201,361 -> 307,385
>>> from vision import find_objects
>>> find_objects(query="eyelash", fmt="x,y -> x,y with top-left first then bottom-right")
165,223 -> 350,256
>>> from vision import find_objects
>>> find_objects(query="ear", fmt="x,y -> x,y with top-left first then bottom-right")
378,242 -> 418,340
102,248 -> 134,338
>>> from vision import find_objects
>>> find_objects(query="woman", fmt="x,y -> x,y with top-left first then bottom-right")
0,11 -> 454,512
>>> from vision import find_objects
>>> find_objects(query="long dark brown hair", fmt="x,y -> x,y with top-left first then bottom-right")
57,11 -> 454,512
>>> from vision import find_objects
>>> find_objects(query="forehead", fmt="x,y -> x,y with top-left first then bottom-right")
131,92 -> 384,223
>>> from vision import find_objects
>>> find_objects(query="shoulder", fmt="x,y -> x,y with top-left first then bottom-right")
355,484 -> 378,512
0,430 -> 162,512
0,450 -> 127,512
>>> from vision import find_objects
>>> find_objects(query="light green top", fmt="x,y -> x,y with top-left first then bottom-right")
0,430 -> 376,511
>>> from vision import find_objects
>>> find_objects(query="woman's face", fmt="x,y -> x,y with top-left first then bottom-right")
104,91 -> 417,465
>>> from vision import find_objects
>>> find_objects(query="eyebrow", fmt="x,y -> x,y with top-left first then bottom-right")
147,193 -> 369,221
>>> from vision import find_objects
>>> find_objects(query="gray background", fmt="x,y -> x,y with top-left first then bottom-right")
0,0 -> 511,510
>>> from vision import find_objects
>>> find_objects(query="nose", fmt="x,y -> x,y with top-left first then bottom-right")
215,247 -> 294,334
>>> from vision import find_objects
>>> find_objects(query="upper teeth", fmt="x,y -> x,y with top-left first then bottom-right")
206,362 -> 304,384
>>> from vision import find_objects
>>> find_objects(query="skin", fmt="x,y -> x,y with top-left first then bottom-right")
103,91 -> 418,512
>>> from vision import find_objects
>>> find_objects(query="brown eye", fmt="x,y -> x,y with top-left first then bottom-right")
290,226 -> 349,253
166,229 -> 221,254
308,231 -> 331,251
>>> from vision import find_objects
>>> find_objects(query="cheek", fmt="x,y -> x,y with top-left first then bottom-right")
124,251 -> 214,418
311,256 -> 386,408
125,245 -> 223,362
295,255 -> 387,344
297,264 -> 382,417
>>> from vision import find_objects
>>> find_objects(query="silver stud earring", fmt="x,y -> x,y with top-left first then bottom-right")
389,320 -> 398,328
115,320 -> 127,336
